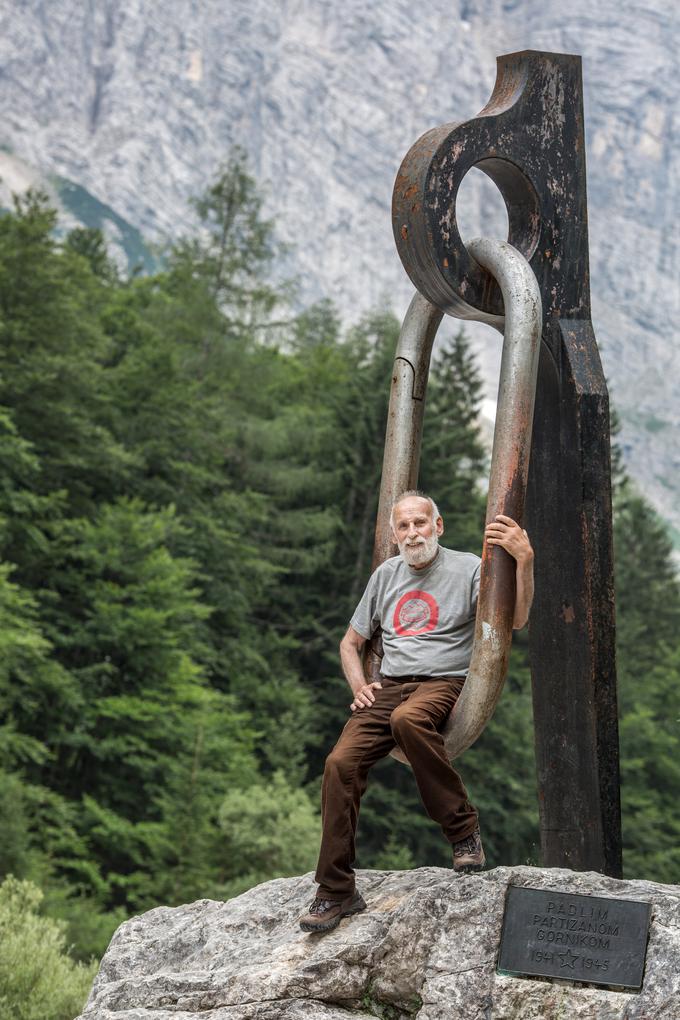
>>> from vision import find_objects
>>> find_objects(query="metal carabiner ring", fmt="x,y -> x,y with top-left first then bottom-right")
370,238 -> 541,763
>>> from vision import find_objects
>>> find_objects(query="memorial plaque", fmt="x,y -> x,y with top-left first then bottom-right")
497,886 -> 651,989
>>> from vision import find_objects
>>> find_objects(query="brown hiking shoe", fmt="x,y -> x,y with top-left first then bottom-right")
452,826 -> 486,873
298,890 -> 367,933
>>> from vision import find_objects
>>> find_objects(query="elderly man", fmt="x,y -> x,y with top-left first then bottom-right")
299,490 -> 534,933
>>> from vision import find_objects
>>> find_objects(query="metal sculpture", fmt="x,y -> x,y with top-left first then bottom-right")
374,50 -> 621,877
374,239 -> 541,766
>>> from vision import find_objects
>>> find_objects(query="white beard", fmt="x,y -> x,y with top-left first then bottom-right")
398,531 -> 439,568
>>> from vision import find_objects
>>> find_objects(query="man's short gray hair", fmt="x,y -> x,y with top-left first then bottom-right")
389,490 -> 441,531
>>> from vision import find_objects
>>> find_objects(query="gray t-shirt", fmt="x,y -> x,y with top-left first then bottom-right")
350,546 -> 481,677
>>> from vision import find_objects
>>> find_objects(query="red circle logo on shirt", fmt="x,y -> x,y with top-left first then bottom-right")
393,590 -> 439,636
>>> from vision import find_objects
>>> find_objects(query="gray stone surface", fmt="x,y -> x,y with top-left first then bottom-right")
0,2 -> 678,546
78,865 -> 680,1019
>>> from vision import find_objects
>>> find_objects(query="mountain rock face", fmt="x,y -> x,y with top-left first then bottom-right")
0,1 -> 678,540
77,865 -> 679,1019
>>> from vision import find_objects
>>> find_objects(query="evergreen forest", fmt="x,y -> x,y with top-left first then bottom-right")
0,154 -> 678,1019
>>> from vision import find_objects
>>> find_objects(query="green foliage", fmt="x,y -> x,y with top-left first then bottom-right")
460,639 -> 539,867
0,190 -> 133,515
613,474 -> 680,881
0,876 -> 96,1020
65,226 -> 119,282
0,151 -> 677,985
0,560 -> 75,773
372,835 -> 416,872
40,883 -> 126,962
0,166 -> 534,903
217,770 -> 320,898
168,146 -> 285,325
614,480 -> 680,691
0,771 -> 33,878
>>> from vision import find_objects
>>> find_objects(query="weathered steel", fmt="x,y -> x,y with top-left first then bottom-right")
371,291 -> 443,571
364,293 -> 442,702
370,239 -> 541,766
390,50 -> 621,876
441,238 -> 541,758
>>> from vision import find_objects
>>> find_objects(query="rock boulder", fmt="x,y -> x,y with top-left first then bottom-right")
78,865 -> 680,1019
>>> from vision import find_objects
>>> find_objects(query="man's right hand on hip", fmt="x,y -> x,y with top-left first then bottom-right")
349,681 -> 383,712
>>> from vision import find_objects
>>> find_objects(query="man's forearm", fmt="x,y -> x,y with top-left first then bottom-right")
513,554 -> 534,629
339,639 -> 367,693
484,515 -> 534,628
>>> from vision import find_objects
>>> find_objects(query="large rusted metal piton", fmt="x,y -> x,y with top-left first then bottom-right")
385,50 -> 621,877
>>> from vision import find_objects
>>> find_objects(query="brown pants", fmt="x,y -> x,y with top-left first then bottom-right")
314,675 -> 478,899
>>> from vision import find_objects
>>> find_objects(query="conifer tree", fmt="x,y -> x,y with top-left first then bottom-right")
613,468 -> 680,881
0,152 -> 677,980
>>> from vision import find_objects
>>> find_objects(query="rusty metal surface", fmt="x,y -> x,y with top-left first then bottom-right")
441,237 -> 541,759
392,51 -> 590,329
372,291 -> 443,571
368,242 -> 540,767
365,293 -> 442,697
387,50 -> 621,876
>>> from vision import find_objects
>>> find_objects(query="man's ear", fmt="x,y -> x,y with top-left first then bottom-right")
436,516 -> 444,536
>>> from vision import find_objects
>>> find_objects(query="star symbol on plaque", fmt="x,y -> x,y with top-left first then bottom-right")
558,949 -> 578,969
